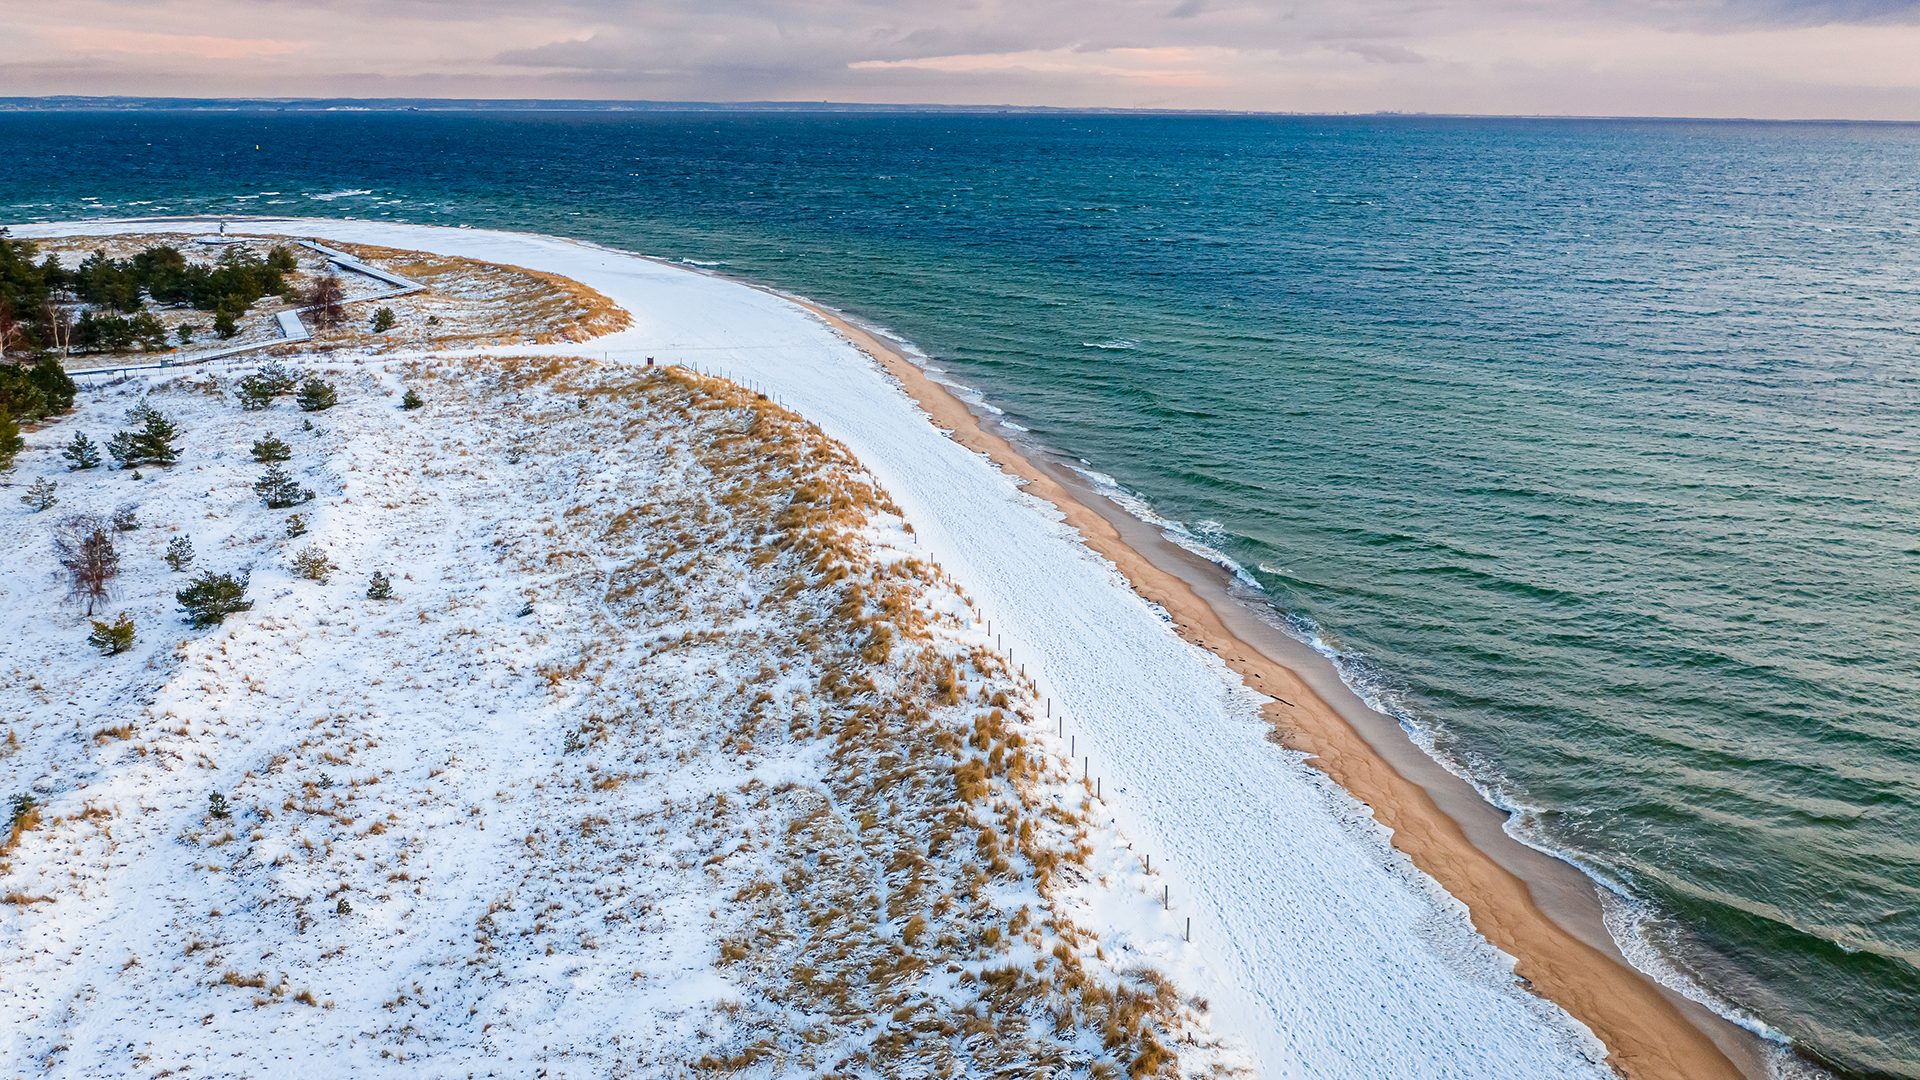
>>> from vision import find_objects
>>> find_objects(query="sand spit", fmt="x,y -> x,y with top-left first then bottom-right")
10,217 -> 1667,1080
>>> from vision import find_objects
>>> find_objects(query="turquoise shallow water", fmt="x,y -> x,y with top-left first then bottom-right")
3,111 -> 1917,1078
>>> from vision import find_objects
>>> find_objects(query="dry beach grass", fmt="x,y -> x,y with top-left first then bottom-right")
0,350 -> 1239,1077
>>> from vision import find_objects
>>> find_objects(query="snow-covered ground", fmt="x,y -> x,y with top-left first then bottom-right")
3,355 -> 1240,1077
5,218 -> 1616,1080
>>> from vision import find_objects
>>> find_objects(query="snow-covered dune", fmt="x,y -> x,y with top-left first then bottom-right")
8,218 -> 1612,1079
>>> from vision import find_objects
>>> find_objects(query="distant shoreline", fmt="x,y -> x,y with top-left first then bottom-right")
3,99 -> 1919,125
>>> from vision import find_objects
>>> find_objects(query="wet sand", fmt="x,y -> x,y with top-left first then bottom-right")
785,297 -> 1770,1080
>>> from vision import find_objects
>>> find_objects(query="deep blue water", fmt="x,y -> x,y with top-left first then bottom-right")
3,111 -> 1917,1079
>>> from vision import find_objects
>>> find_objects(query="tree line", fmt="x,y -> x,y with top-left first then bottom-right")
1,233 -> 301,356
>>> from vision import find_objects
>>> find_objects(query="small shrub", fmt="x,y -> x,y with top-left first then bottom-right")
212,308 -> 238,339
335,898 -> 352,916
400,388 -> 423,411
108,402 -> 180,468
426,314 -> 439,326
366,571 -> 394,601
177,569 -> 252,628
5,792 -> 36,851
251,434 -> 291,462
62,432 -> 102,471
87,612 -> 137,656
237,378 -> 274,411
111,504 -> 139,532
284,513 -> 308,539
290,546 -> 334,583
255,463 -> 313,509
295,378 -> 337,412
208,792 -> 230,819
21,476 -> 56,511
371,308 -> 396,333
165,535 -> 195,572
176,323 -> 197,345
237,364 -> 297,411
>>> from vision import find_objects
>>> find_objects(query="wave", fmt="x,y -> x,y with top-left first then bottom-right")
1065,454 -> 1833,1077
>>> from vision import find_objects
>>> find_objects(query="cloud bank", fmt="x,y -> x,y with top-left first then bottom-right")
5,0 -> 1920,118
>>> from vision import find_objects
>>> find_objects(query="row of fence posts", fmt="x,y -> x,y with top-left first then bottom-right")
982,609 -> 1192,945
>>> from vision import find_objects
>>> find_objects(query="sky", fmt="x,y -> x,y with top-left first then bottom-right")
4,0 -> 1920,119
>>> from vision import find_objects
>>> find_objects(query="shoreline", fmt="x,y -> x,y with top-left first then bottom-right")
11,216 -> 1767,1078
784,301 -> 1768,1080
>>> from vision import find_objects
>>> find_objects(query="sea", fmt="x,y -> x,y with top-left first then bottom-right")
2,109 -> 1915,1080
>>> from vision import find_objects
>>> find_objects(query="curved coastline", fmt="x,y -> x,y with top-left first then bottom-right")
10,215 -> 1763,1079
776,300 -> 1769,1080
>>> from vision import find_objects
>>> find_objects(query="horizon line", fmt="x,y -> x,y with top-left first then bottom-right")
2,95 -> 1918,125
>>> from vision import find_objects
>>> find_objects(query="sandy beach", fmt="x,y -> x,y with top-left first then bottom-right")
793,302 -> 1762,1080
8,216 -> 1758,1079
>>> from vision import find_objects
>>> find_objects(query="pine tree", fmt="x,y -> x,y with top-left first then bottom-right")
21,476 -> 56,511
0,410 -> 20,471
251,434 -> 292,462
366,571 -> 395,601
295,378 -> 337,412
109,402 -> 180,468
165,535 -> 194,572
213,307 -> 238,339
62,431 -> 101,470
86,612 -> 136,656
401,388 -> 423,411
254,463 -> 312,508
237,376 -> 275,411
28,357 -> 75,414
176,569 -> 252,627
111,504 -> 138,531
371,308 -> 396,332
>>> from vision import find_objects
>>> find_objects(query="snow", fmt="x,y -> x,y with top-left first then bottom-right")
5,218 -> 1614,1080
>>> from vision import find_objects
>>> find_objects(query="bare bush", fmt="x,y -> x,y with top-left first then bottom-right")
304,275 -> 346,331
52,513 -> 120,615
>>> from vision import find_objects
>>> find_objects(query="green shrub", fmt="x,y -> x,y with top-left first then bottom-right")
165,535 -> 195,572
212,308 -> 238,339
371,307 -> 396,333
176,323 -> 197,345
20,476 -> 56,511
254,463 -> 313,509
251,434 -> 291,462
107,402 -> 180,468
177,569 -> 252,627
295,378 -> 337,412
111,504 -> 138,531
86,612 -> 136,656
237,364 -> 296,410
208,792 -> 231,819
62,431 -> 101,470
366,571 -> 394,601
290,546 -> 334,583
0,364 -> 49,422
400,388 -> 423,411
30,357 -> 75,413
284,513 -> 308,539
0,410 -> 20,471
